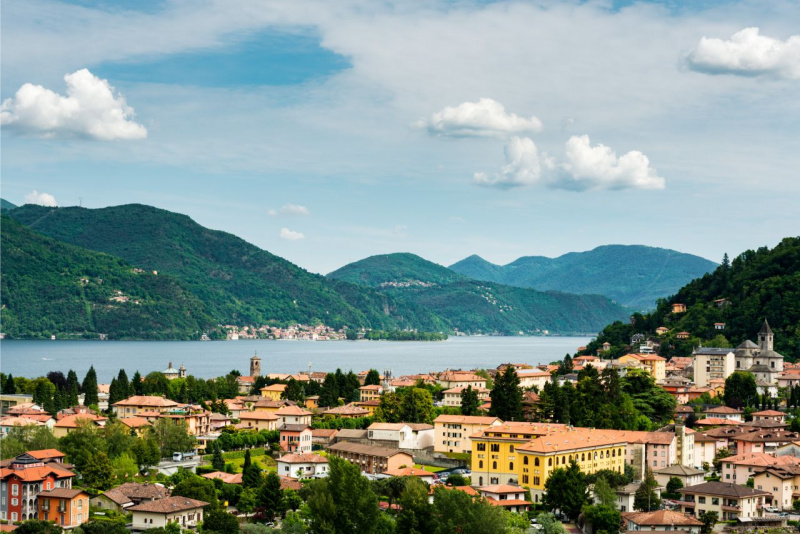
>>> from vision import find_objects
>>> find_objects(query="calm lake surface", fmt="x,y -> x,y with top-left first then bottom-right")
0,336 -> 591,383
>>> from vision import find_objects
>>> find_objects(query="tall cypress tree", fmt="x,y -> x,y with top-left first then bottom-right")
4,374 -> 16,394
489,367 -> 523,421
117,369 -> 131,398
66,370 -> 79,407
132,371 -> 143,395
82,366 -> 99,407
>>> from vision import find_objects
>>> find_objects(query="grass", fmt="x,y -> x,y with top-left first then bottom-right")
413,464 -> 447,473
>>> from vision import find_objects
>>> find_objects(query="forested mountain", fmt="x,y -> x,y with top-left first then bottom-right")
0,216 -> 215,339
0,199 -> 17,211
449,245 -> 717,310
328,253 -> 631,335
7,204 -> 444,333
579,237 -> 800,360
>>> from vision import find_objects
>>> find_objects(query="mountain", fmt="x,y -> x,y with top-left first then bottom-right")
328,253 -> 631,335
580,237 -> 800,360
1,199 -> 17,211
449,245 -> 718,310
7,204 -> 444,332
0,216 -> 215,339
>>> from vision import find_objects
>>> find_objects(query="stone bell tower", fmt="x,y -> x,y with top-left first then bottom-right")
758,319 -> 774,352
250,353 -> 261,378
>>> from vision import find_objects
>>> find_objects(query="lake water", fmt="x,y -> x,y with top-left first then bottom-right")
0,336 -> 591,383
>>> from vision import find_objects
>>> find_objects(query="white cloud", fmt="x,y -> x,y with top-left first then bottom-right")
267,209 -> 277,216
24,190 -> 58,207
687,27 -> 800,80
422,98 -> 543,138
280,204 -> 310,216
279,227 -> 305,240
475,135 -> 665,191
0,68 -> 147,140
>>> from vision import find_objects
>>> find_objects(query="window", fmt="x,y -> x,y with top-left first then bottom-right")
712,498 -> 719,505
510,445 -> 515,453
477,443 -> 486,452
12,485 -> 18,496
509,462 -> 514,471
612,450 -> 616,457
524,457 -> 529,465
698,497 -> 706,504
535,458 -> 539,466
479,461 -> 483,469
492,461 -> 497,470
581,454 -> 585,462
491,444 -> 500,452
523,475 -> 529,484
548,458 -> 553,466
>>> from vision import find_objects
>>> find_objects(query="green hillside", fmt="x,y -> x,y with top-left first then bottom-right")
449,245 -> 717,310
0,216 -> 216,339
328,253 -> 631,335
8,204 -> 442,331
579,237 -> 800,360
1,199 -> 17,211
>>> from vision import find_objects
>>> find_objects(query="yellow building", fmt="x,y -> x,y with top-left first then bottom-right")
516,429 -> 628,502
434,415 -> 501,454
618,354 -> 666,381
260,384 -> 287,400
358,385 -> 383,402
112,395 -> 179,416
470,422 -> 566,486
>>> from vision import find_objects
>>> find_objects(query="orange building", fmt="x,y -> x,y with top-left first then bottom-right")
38,489 -> 90,528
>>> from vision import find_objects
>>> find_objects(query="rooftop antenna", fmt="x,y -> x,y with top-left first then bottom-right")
79,197 -> 83,207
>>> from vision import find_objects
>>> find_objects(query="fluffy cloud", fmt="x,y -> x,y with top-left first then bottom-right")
422,98 -> 543,138
24,190 -> 58,207
280,204 -> 310,216
475,135 -> 665,191
0,68 -> 147,140
279,227 -> 305,240
686,28 -> 800,80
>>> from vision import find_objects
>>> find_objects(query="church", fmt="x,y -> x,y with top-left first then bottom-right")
733,320 -> 784,385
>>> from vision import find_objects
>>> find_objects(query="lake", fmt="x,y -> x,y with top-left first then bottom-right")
0,336 -> 591,383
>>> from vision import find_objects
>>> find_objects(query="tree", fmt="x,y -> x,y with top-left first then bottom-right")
172,475 -> 219,509
364,369 -> 381,387
460,386 -> 480,416
237,488 -> 257,517
104,421 -> 136,459
82,366 -> 99,407
14,520 -> 63,534
536,512 -> 567,534
259,472 -> 284,521
319,373 -> 339,408
283,379 -> 305,403
396,477 -> 434,534
58,418 -> 106,472
280,511 -> 308,534
4,374 -> 17,394
592,476 -> 616,507
489,366 -> 523,421
203,509 -> 239,534
582,503 -> 621,534
724,372 -> 758,409
65,370 -> 80,406
400,388 -> 434,424
212,447 -> 225,471
445,473 -> 468,487
305,456 -> 380,533
543,460 -> 588,520
242,459 -> 262,489
131,437 -> 161,469
149,418 -> 195,457
82,451 -> 113,490
712,448 -> 732,473
430,486 -> 508,534
131,370 -> 144,395
699,511 -> 718,534
665,476 -> 684,499
634,468 -> 660,512
81,520 -> 130,534
111,452 -> 138,481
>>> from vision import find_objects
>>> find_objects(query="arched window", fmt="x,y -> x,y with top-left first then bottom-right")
509,462 -> 514,471
594,452 -> 598,460
479,460 -> 483,469
612,449 -> 616,457
524,456 -> 529,465
606,450 -> 610,458
535,457 -> 540,466
492,461 -> 497,470
548,458 -> 553,466
581,453 -> 585,461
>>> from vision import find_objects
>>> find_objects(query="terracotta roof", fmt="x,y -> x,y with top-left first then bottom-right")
280,476 -> 302,491
485,498 -> 531,507
678,481 -> 770,498
279,454 -> 328,464
113,396 -> 179,408
280,424 -> 312,433
695,418 -> 742,426
115,482 -> 170,500
28,450 -> 65,460
98,489 -> 133,506
655,465 -> 704,476
0,465 -> 75,482
0,525 -> 18,532
239,411 -> 279,420
322,404 -> 369,416
443,386 -> 490,394
359,385 -> 383,391
477,484 -> 527,494
311,429 -> 338,438
39,488 -> 87,499
385,467 -> 436,478
735,430 -> 800,443
433,415 -> 500,425
675,406 -> 694,413
705,406 -> 743,414
260,384 -> 287,392
328,442 -> 413,459
118,417 -> 151,428
275,405 -> 312,417
752,410 -> 784,416
128,496 -> 208,513
201,472 -> 242,484
622,510 -> 703,527
517,428 -> 628,454
54,414 -> 106,428
368,422 -> 434,431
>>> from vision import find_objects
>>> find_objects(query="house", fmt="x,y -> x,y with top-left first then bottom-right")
311,429 -> 338,448
733,429 -> 800,456
158,406 -> 212,436
433,414 -> 502,454
436,371 -> 487,390
441,387 -> 490,408
236,375 -> 256,395
277,453 -> 329,479
751,465 -> 800,511
260,384 -> 287,401
385,467 -> 438,484
327,442 -> 414,474
0,453 -> 76,522
208,412 -> 231,430
672,303 -> 687,314
656,327 -> 670,336
674,405 -> 695,422
358,385 -> 383,402
692,348 -> 736,387
237,411 -> 279,431
720,452 -> 800,485
304,396 -> 320,410
654,464 -> 705,489
0,417 -> 46,437
200,472 -> 242,485
752,410 -> 785,423
279,424 -> 313,454
703,406 -> 743,422
333,429 -> 368,443
622,510 -> 703,532
253,398 -> 293,413
321,404 -> 370,419
475,485 -> 531,513
112,396 -> 179,417
618,354 -> 666,381
37,489 -> 89,529
677,481 -> 769,519
52,414 -> 106,438
676,332 -> 691,340
615,482 -> 662,513
0,394 -> 35,415
118,416 -> 152,436
275,405 -> 313,427
92,482 -> 171,512
515,370 -> 552,391
366,423 -> 435,450
129,496 -> 208,531
355,399 -> 381,416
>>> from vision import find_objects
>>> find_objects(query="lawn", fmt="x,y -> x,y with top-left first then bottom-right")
413,464 -> 447,473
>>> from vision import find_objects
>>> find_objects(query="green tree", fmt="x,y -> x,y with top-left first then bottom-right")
237,488 -> 257,517
283,379 -> 305,403
212,447 -> 225,471
460,386 -> 480,416
104,421 -> 136,459
375,392 -> 403,423
489,366 -> 523,421
582,504 -> 621,534
543,460 -> 588,520
58,418 -> 106,472
172,475 -> 219,509
319,374 -> 339,408
149,417 -> 195,457
14,520 -> 63,534
258,472 -> 285,521
536,512 -> 567,534
280,511 -> 308,534
81,519 -> 129,534
400,388 -> 434,424
712,448 -> 732,473
305,456 -> 380,533
665,476 -> 684,498
4,374 -> 17,394
202,509 -> 239,534
111,452 -> 139,481
724,372 -> 758,409
592,476 -> 616,507
396,477 -> 433,534
445,473 -> 468,487
364,369 -> 381,387
131,437 -> 161,469
633,468 -> 660,512
82,366 -> 99,407
430,486 -> 508,534
699,511 -> 718,534
82,451 -> 114,490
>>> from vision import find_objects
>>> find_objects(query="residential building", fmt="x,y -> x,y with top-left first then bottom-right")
358,385 -> 383,402
277,454 -> 328,479
327,442 -> 413,474
112,396 -> 179,417
279,424 -> 313,454
475,485 -> 531,513
311,429 -> 338,448
677,481 -> 769,519
0,452 -> 76,522
53,414 -> 106,439
437,371 -> 487,390
366,423 -> 434,450
0,395 -> 35,415
237,411 -> 279,431
37,489 -> 89,528
692,348 -> 735,387
90,482 -> 169,514
654,465 -> 705,489
516,370 -> 552,391
734,429 -> 800,455
321,404 -> 370,418
751,465 -> 800,511
615,482 -> 662,513
752,410 -> 785,423
260,384 -> 287,401
618,354 -> 666,381
442,387 -> 489,408
622,510 -> 703,533
703,406 -> 743,422
200,472 -> 242,485
384,467 -> 437,484
720,452 -> 800,484
129,496 -> 208,531
275,405 -> 313,427
433,414 -> 501,454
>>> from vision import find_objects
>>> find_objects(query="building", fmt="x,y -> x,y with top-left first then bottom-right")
441,387 -> 489,408
677,481 -> 769,520
0,452 -> 76,522
52,414 -> 106,439
703,406 -> 744,422
516,370 -> 553,391
358,385 -> 383,402
384,467 -> 438,484
249,353 -> 261,377
37,489 -> 89,528
692,348 -> 735,388
622,510 -> 703,532
279,424 -> 313,454
237,411 -> 279,431
91,482 -> 170,513
326,442 -> 413,474
277,454 -> 328,479
615,482 -> 662,513
366,423 -> 435,450
654,464 -> 705,489
720,452 -> 800,484
437,371 -> 487,390
475,485 -> 531,513
129,496 -> 208,531
260,384 -> 287,401
433,414 -> 501,454
672,304 -> 687,314
751,465 -> 800,511
311,428 -> 338,448
0,395 -> 35,415
618,354 -> 667,381
200,472 -> 242,485
275,405 -> 313,427
112,396 -> 179,416
321,404 -> 370,419
162,362 -> 186,380
752,410 -> 786,423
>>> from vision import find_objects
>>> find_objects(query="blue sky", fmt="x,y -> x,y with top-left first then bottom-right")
2,0 -> 799,274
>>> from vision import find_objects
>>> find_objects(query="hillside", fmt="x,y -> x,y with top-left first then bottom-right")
0,216 -> 216,339
449,245 -> 717,310
579,237 -> 800,360
8,204 -> 443,332
328,253 -> 631,335
1,199 -> 17,211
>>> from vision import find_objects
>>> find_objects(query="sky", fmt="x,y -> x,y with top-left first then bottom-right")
2,0 -> 799,275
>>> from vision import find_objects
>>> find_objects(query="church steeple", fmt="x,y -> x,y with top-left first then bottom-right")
758,319 -> 774,351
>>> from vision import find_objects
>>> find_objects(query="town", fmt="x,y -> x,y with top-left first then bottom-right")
0,319 -> 798,534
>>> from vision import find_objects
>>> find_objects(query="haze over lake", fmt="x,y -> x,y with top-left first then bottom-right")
0,336 -> 590,383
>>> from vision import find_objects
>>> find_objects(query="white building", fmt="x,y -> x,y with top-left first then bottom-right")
129,496 -> 207,531
516,370 -> 552,391
693,348 -> 735,388
277,453 -> 329,479
367,423 -> 434,450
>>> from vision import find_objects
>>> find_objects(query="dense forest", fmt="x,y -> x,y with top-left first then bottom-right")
579,237 -> 800,360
